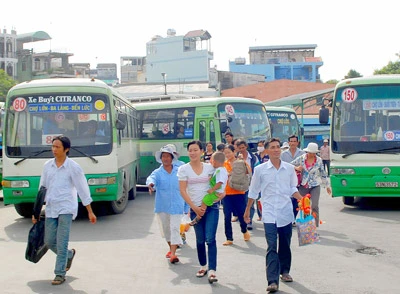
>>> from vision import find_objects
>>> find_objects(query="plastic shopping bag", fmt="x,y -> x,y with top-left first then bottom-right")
296,213 -> 320,246
180,214 -> 191,234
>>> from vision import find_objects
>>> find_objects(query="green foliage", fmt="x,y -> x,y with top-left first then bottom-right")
0,69 -> 17,102
344,69 -> 362,79
374,61 -> 400,75
325,79 -> 339,84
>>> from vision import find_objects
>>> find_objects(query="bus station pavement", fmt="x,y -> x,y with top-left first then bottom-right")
1,188 -> 400,294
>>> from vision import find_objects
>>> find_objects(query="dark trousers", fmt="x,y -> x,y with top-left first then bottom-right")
222,194 -> 247,241
264,222 -> 292,286
322,160 -> 330,176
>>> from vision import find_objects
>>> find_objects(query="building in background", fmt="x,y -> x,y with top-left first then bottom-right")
145,29 -> 213,84
229,44 -> 323,83
0,28 -> 18,80
96,63 -> 118,86
120,56 -> 146,84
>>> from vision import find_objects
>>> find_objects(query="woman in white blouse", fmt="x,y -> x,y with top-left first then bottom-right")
178,140 -> 221,284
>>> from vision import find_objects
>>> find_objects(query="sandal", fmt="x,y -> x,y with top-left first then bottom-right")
66,249 -> 76,271
222,240 -> 233,246
165,251 -> 172,258
280,273 -> 293,282
170,255 -> 179,264
51,275 -> 65,285
196,269 -> 207,278
208,270 -> 218,284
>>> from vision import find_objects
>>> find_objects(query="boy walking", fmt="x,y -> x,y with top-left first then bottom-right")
190,152 -> 228,225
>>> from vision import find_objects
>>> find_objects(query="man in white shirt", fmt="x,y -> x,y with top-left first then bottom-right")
244,138 -> 302,293
32,136 -> 97,286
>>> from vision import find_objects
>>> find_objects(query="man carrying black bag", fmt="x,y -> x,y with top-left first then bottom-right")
26,185 -> 48,263
31,136 -> 97,286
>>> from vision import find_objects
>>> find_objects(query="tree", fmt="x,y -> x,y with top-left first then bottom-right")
344,69 -> 362,79
0,69 -> 16,102
325,79 -> 339,84
374,61 -> 400,75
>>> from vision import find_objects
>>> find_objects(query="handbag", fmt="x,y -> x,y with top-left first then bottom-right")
295,211 -> 320,246
25,186 -> 48,263
25,220 -> 48,263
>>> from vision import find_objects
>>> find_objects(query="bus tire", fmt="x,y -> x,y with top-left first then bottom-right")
109,181 -> 129,214
342,196 -> 355,205
14,203 -> 34,218
128,174 -> 137,200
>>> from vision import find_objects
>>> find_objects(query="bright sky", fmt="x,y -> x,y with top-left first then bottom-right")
2,1 -> 399,82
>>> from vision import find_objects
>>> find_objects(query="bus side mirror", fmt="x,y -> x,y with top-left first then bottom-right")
300,127 -> 304,136
116,113 -> 127,130
319,105 -> 329,124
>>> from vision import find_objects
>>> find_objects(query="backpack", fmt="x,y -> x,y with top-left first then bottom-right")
228,159 -> 251,192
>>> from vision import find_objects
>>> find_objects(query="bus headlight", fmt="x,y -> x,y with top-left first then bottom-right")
88,177 -> 116,185
341,179 -> 348,186
1,180 -> 30,188
331,168 -> 355,175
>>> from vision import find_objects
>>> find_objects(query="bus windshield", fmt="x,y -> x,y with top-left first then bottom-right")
332,84 -> 400,154
266,109 -> 300,141
218,102 -> 270,145
5,93 -> 112,158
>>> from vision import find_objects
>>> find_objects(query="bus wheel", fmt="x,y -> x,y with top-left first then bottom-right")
342,196 -> 355,205
109,183 -> 129,214
128,175 -> 137,200
14,203 -> 34,218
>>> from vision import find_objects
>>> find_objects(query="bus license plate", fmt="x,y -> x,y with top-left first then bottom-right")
375,182 -> 398,188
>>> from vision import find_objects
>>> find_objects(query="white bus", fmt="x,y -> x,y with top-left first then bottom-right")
2,78 -> 139,217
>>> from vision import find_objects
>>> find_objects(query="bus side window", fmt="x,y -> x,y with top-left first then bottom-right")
199,120 -> 206,143
210,120 -> 215,143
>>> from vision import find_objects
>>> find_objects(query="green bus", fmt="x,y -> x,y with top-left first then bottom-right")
321,75 -> 400,205
265,106 -> 303,146
135,97 -> 271,184
2,78 -> 139,217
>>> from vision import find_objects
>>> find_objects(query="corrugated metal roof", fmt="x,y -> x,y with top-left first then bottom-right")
184,30 -> 211,40
16,31 -> 51,43
114,83 -> 218,98
265,88 -> 334,107
249,44 -> 317,52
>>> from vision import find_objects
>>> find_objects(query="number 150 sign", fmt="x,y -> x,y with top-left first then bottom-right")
341,88 -> 358,103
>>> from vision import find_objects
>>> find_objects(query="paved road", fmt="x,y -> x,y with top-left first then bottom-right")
1,189 -> 400,294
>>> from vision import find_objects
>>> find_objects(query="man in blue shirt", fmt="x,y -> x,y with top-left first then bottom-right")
245,138 -> 302,293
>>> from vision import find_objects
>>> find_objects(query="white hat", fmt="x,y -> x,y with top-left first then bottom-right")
323,139 -> 329,143
303,142 -> 319,153
155,146 -> 178,163
281,142 -> 289,149
165,143 -> 180,157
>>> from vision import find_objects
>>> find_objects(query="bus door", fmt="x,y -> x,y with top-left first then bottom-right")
196,118 -> 217,148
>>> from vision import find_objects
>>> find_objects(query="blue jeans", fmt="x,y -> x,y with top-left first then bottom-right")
45,214 -> 74,276
190,202 -> 219,271
244,191 -> 255,225
222,194 -> 248,240
264,222 -> 292,286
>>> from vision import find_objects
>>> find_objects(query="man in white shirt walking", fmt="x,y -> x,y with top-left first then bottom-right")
32,135 -> 97,285
244,138 -> 302,293
320,139 -> 330,176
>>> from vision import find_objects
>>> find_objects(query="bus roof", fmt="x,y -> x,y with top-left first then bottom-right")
9,78 -> 109,91
6,78 -> 132,105
336,75 -> 400,88
133,97 -> 264,110
265,105 -> 296,113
